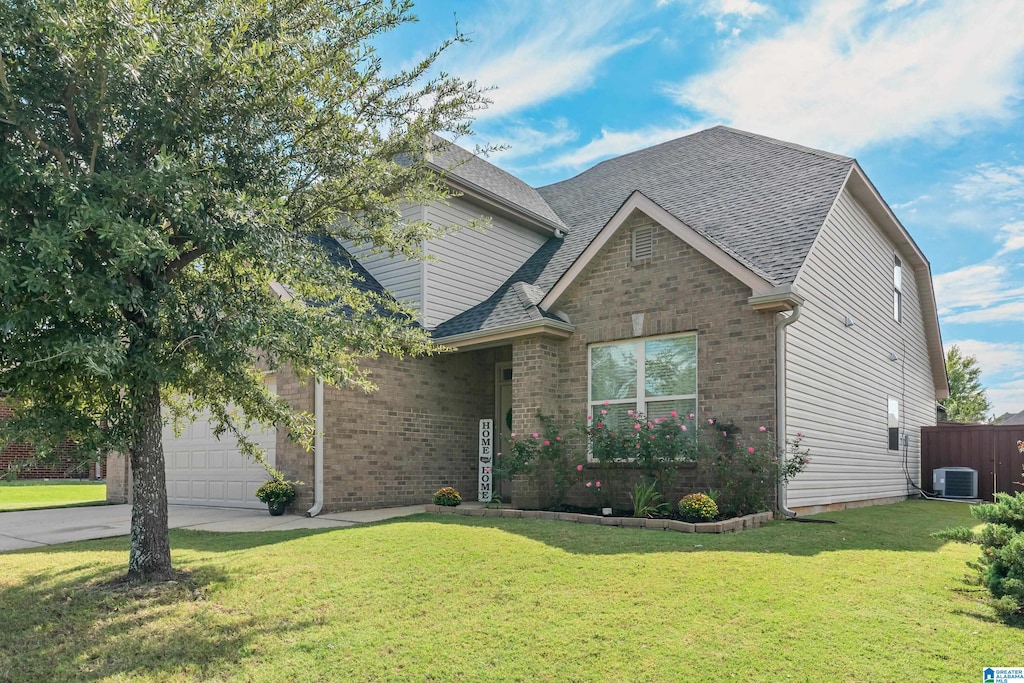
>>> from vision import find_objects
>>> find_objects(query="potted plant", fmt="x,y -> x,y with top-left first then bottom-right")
255,477 -> 296,516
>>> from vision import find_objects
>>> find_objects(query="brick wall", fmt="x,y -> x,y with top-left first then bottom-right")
510,210 -> 777,507
316,346 -> 508,511
1,405 -> 106,481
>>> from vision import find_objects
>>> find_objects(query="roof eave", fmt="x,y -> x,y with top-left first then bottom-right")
429,164 -> 568,237
433,319 -> 576,350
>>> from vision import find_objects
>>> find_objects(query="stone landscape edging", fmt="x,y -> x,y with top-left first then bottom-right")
423,505 -> 774,533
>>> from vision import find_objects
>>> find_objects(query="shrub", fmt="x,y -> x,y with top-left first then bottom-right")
588,407 -> 698,481
433,487 -> 462,507
499,415 -> 582,509
936,440 -> 1024,622
679,493 -> 718,522
700,422 -> 810,518
630,480 -> 669,518
255,478 -> 296,505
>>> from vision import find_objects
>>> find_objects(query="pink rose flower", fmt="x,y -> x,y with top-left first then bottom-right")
722,431 -> 727,437
634,424 -> 641,430
603,400 -> 610,406
587,415 -> 593,421
586,481 -> 592,487
708,418 -> 714,425
627,409 -> 634,416
597,422 -> 603,428
543,440 -> 550,446
670,410 -> 678,417
649,435 -> 655,440
510,432 -> 515,438
556,436 -> 562,442
595,481 -> 601,487
748,447 -> 755,454
532,433 -> 539,438
688,413 -> 694,419
796,431 -> 804,437
576,464 -> 583,471
681,425 -> 687,431
759,426 -> 767,432
601,409 -> 608,415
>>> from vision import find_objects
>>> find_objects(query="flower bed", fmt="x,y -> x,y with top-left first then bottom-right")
423,504 -> 774,534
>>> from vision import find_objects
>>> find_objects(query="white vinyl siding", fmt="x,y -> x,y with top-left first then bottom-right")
423,196 -> 549,328
341,203 -> 424,317
786,189 -> 936,508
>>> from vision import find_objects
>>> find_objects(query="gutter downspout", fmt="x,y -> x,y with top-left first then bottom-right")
306,378 -> 325,517
776,304 -> 802,518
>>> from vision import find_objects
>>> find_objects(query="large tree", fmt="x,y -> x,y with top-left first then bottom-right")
942,345 -> 992,423
0,0 -> 485,582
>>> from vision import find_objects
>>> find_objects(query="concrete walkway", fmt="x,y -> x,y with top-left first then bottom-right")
0,503 -> 429,553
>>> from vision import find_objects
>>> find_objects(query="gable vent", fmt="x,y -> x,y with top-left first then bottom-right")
632,226 -> 654,262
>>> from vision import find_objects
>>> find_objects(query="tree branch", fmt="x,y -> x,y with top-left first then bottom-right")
63,82 -> 86,152
20,125 -> 70,177
162,246 -> 206,282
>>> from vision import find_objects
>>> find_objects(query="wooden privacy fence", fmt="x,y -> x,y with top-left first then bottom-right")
921,424 -> 1024,502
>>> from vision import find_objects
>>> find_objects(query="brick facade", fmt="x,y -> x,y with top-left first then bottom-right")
1,404 -> 106,481
510,210 -> 778,508
298,346 -> 508,512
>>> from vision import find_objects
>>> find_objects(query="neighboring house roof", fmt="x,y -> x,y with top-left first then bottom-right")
428,137 -> 568,233
309,235 -> 388,297
999,409 -> 1024,425
434,126 -> 853,338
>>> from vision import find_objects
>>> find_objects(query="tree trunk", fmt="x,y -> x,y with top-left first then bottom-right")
127,383 -> 172,583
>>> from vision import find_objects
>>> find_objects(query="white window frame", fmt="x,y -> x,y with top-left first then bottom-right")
587,331 -> 698,428
887,396 -> 900,451
893,254 -> 902,323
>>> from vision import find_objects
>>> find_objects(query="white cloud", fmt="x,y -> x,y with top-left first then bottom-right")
985,377 -> 1024,417
481,119 -> 579,162
945,339 -> 1024,376
543,123 -> 706,169
942,299 -> 1024,325
666,0 -> 1024,152
703,0 -> 768,19
453,2 -> 651,121
954,164 -> 1024,203
933,263 -> 1024,316
998,222 -> 1024,255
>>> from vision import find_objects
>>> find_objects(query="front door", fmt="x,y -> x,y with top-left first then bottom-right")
495,362 -> 513,501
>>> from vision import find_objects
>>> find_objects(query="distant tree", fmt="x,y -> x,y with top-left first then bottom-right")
0,0 -> 486,582
942,345 -> 992,423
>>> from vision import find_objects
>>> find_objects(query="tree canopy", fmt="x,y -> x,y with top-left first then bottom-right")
0,0 -> 486,581
942,345 -> 992,424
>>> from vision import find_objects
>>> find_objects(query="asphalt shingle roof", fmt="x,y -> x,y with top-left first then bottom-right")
430,139 -> 567,230
432,126 -> 855,338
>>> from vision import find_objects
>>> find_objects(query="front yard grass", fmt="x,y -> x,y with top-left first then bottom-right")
0,480 -> 107,511
0,500 -> 1016,682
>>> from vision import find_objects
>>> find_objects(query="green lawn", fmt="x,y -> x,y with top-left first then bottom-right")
0,480 -> 107,511
0,500 -> 1016,682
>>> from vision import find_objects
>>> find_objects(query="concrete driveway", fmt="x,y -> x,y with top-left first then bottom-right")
0,503 -> 427,552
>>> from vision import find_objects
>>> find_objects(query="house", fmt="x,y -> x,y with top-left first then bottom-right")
106,126 -> 948,515
998,410 -> 1024,426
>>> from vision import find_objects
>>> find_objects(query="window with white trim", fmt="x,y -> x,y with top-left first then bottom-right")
588,333 -> 697,429
893,255 -> 902,323
887,397 -> 900,451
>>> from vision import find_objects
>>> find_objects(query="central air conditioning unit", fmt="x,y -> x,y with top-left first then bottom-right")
933,467 -> 978,499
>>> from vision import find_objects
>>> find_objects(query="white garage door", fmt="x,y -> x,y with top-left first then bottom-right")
163,378 -> 277,509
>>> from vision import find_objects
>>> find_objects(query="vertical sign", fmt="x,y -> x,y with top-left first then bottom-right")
479,419 -> 493,503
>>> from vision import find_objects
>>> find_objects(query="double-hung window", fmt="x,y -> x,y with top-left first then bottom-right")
588,333 -> 697,429
887,397 -> 900,451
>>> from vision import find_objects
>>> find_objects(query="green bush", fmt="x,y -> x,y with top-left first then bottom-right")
630,480 -> 669,518
255,478 -> 296,505
679,493 -> 718,522
433,487 -> 462,507
699,421 -> 809,518
499,415 -> 582,509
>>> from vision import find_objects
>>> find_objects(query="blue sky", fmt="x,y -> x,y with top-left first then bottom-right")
380,0 -> 1024,417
